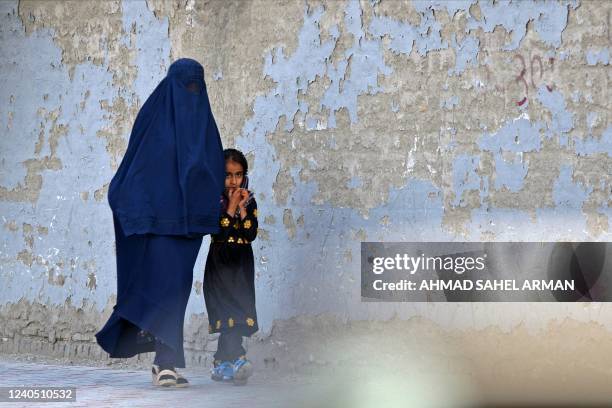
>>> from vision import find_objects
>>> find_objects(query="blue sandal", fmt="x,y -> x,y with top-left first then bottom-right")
211,361 -> 234,382
232,357 -> 253,386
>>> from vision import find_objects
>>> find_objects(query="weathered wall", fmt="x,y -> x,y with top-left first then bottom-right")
1,0 -> 611,379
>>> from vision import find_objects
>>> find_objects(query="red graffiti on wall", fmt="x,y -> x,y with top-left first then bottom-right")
513,54 -> 555,106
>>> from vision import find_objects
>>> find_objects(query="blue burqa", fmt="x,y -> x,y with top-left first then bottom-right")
96,59 -> 224,367
108,58 -> 225,236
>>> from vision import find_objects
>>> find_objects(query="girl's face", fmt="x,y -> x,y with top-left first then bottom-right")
225,160 -> 244,193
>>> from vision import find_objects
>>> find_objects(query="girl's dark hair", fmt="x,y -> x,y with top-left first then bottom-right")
224,148 -> 248,175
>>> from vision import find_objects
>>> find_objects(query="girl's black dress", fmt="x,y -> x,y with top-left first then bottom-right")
204,199 -> 259,342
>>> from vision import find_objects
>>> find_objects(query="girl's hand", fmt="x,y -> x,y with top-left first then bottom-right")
238,189 -> 250,209
238,189 -> 250,220
227,188 -> 243,215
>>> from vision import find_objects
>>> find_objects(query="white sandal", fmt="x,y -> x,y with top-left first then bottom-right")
152,365 -> 177,387
152,365 -> 189,388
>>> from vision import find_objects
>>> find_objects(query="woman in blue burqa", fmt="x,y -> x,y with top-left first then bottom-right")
96,58 -> 224,388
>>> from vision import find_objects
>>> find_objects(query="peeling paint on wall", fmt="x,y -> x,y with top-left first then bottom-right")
1,0 -> 611,364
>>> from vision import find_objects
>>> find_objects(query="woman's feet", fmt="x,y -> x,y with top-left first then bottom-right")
152,365 -> 189,388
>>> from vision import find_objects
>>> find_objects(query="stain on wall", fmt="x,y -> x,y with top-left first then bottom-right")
1,0 -> 611,371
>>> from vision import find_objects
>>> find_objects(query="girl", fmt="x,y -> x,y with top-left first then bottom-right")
204,148 -> 258,386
